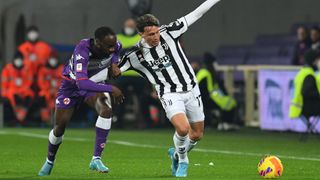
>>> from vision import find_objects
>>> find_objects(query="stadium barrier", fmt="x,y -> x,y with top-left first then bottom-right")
217,65 -> 301,128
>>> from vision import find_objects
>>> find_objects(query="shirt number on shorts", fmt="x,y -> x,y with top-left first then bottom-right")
161,98 -> 172,108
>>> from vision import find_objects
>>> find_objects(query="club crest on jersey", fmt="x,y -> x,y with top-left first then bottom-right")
63,98 -> 71,105
162,43 -> 169,50
76,63 -> 83,72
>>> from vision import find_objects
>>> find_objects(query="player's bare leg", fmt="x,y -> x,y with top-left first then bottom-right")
86,93 -> 113,173
170,113 -> 190,177
188,121 -> 204,152
38,108 -> 74,176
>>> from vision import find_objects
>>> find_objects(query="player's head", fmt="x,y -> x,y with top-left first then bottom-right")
136,14 -> 160,47
26,25 -> 40,43
94,26 -> 117,54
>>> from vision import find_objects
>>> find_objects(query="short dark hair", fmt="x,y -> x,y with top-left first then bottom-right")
136,14 -> 160,32
94,26 -> 115,41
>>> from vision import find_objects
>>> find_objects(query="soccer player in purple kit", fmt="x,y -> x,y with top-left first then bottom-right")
38,27 -> 124,176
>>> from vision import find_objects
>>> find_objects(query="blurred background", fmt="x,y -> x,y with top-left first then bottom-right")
1,0 -> 320,133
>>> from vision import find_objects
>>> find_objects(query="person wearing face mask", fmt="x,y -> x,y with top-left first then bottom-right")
117,18 -> 141,51
18,25 -> 52,76
37,53 -> 64,123
196,52 -> 238,130
1,51 -> 34,124
290,50 -> 320,121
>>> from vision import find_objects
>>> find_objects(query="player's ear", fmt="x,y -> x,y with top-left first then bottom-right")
138,31 -> 144,38
94,38 -> 101,48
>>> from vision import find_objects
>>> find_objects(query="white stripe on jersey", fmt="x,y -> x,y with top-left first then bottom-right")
120,17 -> 196,97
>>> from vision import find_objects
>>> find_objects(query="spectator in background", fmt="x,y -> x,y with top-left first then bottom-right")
292,26 -> 311,65
1,51 -> 34,124
117,18 -> 141,52
310,27 -> 320,51
290,50 -> 320,120
37,53 -> 63,123
196,52 -> 238,130
18,25 -> 52,76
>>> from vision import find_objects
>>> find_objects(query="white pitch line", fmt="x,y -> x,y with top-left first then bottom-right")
1,131 -> 320,162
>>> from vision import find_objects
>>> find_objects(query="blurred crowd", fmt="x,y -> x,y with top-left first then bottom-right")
1,26 -> 63,126
292,26 -> 320,65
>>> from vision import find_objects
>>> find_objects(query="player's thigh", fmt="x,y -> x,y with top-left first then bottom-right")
171,113 -> 190,135
185,86 -> 205,124
160,93 -> 189,134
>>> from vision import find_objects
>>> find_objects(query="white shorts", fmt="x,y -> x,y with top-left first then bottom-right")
159,85 -> 205,123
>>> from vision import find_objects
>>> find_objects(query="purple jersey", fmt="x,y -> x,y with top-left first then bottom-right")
63,38 -> 121,81
56,38 -> 121,109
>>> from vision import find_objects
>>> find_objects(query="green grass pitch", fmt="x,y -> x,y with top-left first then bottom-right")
0,128 -> 319,179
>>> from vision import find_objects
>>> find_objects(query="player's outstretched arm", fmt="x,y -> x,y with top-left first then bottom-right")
184,0 -> 221,27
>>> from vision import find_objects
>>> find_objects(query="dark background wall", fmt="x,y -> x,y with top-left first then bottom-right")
0,0 -> 319,61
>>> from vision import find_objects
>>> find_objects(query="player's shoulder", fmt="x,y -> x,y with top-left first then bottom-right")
123,44 -> 142,58
74,39 -> 91,56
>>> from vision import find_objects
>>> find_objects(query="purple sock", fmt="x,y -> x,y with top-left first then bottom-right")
93,127 -> 110,157
47,141 -> 61,163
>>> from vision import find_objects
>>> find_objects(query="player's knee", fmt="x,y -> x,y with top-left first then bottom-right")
190,131 -> 203,141
176,124 -> 190,136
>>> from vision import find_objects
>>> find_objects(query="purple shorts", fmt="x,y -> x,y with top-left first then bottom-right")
55,80 -> 96,109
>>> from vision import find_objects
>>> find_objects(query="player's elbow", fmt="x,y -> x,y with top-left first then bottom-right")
76,79 -> 87,90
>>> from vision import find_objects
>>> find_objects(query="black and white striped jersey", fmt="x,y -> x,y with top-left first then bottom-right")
119,17 -> 197,97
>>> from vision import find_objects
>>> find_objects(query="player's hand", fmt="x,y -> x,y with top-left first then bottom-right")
110,63 -> 121,79
111,85 -> 124,104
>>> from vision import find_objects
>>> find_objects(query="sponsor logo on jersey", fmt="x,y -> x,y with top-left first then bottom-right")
75,54 -> 84,61
76,63 -> 83,72
148,55 -> 170,67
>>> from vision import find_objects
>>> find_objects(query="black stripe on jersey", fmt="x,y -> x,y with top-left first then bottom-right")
166,32 -> 196,87
135,50 -> 165,96
118,56 -> 128,68
160,36 -> 188,91
150,47 -> 177,92
166,20 -> 184,32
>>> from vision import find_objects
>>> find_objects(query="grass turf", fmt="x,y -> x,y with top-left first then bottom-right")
0,128 -> 319,179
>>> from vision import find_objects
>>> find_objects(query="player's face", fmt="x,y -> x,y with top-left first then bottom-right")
95,35 -> 117,55
140,26 -> 160,47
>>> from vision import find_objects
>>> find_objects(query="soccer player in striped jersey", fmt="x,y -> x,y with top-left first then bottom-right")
119,0 -> 221,177
38,27 -> 124,176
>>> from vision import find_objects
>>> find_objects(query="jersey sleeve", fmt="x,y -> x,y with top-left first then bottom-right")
119,55 -> 132,73
111,41 -> 122,64
73,45 -> 90,80
165,17 -> 189,39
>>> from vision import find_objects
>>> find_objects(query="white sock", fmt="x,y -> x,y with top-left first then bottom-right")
95,116 -> 112,130
173,132 -> 189,163
187,138 -> 197,152
49,129 -> 63,145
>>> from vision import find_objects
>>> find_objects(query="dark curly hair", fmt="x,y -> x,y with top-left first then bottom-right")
94,26 -> 115,41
